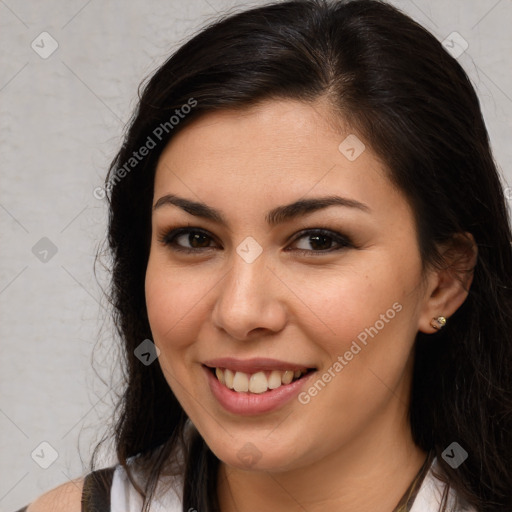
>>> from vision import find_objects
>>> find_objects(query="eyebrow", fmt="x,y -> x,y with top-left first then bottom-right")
153,194 -> 370,227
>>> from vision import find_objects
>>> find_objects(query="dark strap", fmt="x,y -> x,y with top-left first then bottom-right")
11,468 -> 116,512
81,467 -> 116,512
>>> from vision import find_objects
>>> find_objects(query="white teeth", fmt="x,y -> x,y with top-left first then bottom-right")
268,370 -> 282,389
233,371 -> 249,392
282,370 -> 294,385
213,367 -> 307,393
224,368 -> 234,389
249,372 -> 268,394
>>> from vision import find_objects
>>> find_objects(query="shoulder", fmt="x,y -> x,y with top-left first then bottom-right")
25,477 -> 84,512
23,465 -> 117,512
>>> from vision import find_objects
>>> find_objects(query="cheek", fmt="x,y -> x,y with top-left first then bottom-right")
144,258 -> 207,353
286,256 -> 420,360
312,261 -> 422,402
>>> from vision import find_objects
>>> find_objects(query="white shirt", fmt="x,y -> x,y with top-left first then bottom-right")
111,457 -> 477,512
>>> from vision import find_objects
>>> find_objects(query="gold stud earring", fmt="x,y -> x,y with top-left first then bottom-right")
430,316 -> 447,330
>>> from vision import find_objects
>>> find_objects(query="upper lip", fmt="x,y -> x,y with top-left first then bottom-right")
203,357 -> 315,374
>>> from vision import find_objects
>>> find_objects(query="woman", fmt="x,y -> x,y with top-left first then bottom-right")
19,0 -> 512,511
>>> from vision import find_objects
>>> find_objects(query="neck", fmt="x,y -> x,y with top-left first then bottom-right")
216,404 -> 427,512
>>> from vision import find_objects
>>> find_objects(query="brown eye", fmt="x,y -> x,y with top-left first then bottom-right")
288,229 -> 353,255
159,228 -> 218,253
179,231 -> 212,249
158,227 -> 353,256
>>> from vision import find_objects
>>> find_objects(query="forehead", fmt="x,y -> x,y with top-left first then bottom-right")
153,99 -> 409,226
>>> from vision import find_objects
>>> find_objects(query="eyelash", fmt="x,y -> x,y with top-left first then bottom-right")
157,226 -> 354,256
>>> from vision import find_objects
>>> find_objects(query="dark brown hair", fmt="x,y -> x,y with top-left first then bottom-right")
93,1 -> 512,510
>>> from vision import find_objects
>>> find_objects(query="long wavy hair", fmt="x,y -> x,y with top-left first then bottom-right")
92,1 -> 512,510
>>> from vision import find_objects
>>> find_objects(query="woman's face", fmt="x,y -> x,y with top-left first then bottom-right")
145,99 -> 433,472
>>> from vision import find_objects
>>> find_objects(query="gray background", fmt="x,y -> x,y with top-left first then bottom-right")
1,0 -> 511,510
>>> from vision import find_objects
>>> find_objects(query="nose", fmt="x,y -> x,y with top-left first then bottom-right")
211,251 -> 287,341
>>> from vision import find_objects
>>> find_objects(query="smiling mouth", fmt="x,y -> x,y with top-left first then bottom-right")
207,366 -> 315,394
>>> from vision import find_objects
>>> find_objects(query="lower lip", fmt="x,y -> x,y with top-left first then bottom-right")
204,366 -> 316,416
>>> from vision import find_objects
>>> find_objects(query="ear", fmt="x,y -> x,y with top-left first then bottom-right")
418,232 -> 478,334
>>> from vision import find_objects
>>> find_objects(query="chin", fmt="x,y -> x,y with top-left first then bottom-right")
204,433 -> 307,473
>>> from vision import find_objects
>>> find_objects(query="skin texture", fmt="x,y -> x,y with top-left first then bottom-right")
145,99 -> 476,512
26,478 -> 83,512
